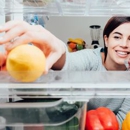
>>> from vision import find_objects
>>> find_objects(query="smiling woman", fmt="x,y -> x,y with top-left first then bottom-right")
0,16 -> 130,129
103,17 -> 130,71
103,23 -> 130,70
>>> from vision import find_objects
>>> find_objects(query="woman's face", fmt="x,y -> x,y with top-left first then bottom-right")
104,23 -> 130,66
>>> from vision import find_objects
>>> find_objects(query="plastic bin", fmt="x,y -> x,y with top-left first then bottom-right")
0,98 -> 86,130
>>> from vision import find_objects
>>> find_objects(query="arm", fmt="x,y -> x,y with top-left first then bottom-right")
0,20 -> 66,72
51,52 -> 66,70
116,98 -> 130,129
0,20 -> 99,72
61,48 -> 99,71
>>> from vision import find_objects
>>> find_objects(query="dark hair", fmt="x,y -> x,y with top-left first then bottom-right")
103,16 -> 130,62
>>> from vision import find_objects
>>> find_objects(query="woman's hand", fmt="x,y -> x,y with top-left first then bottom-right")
124,58 -> 130,70
0,20 -> 66,72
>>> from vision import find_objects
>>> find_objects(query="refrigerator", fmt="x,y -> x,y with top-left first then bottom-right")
0,0 -> 130,130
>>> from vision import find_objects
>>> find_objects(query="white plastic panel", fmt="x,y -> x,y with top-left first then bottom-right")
3,0 -> 60,16
3,0 -> 87,16
0,71 -> 130,101
1,0 -> 130,16
88,0 -> 130,16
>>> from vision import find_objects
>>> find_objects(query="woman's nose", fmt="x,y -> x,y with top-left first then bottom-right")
120,39 -> 129,47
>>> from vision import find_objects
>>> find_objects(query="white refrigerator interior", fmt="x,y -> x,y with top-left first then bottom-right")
0,0 -> 130,130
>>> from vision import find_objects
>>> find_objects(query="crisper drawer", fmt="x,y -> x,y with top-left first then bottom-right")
0,98 -> 86,130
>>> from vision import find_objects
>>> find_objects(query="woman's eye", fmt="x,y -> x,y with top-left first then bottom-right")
114,36 -> 121,39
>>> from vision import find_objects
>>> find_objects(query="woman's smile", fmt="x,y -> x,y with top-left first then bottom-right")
115,50 -> 130,58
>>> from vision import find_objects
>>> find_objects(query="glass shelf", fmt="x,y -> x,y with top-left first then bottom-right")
1,0 -> 88,16
89,0 -> 130,16
0,0 -> 130,16
0,71 -> 130,101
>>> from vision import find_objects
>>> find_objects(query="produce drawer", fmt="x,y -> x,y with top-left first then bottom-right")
0,98 -> 86,130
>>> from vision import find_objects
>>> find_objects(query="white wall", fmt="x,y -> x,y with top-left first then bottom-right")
0,16 -> 111,52
45,16 -> 110,48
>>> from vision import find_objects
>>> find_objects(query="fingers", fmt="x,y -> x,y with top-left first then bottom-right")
0,21 -> 31,45
0,20 -> 28,32
0,20 -> 65,74
0,21 -> 16,33
0,27 -> 26,44
4,30 -> 47,51
0,22 -> 44,47
5,33 -> 33,51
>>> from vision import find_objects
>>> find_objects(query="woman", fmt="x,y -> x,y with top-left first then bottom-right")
0,16 -> 130,129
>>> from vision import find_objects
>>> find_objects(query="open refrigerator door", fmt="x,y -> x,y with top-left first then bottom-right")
0,0 -> 130,130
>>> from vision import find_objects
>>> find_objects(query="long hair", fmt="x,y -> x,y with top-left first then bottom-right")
103,16 -> 130,62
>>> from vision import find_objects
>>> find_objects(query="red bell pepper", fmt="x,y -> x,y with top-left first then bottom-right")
85,107 -> 119,130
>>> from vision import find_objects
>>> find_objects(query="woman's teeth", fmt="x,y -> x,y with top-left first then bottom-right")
117,51 -> 130,55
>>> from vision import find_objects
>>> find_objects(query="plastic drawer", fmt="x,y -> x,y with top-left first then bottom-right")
0,98 -> 86,130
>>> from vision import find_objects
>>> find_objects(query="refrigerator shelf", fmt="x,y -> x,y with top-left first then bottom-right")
2,0 -> 88,16
0,71 -> 130,101
89,0 -> 130,16
1,0 -> 130,16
